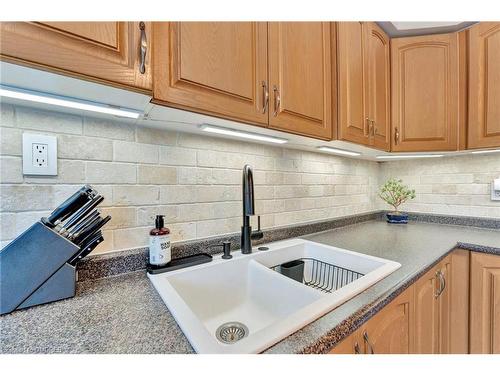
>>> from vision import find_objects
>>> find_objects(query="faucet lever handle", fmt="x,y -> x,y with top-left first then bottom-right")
251,216 -> 264,241
257,215 -> 261,231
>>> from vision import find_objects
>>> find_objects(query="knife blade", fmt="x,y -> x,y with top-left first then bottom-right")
58,195 -> 104,235
66,210 -> 100,240
42,185 -> 97,227
69,233 -> 104,266
73,215 -> 111,245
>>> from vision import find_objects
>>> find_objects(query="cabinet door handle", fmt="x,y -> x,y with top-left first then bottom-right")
371,120 -> 377,135
365,117 -> 370,136
434,270 -> 445,298
369,119 -> 375,137
394,127 -> 400,144
354,342 -> 361,354
273,85 -> 281,117
363,331 -> 375,354
262,81 -> 269,114
139,22 -> 147,74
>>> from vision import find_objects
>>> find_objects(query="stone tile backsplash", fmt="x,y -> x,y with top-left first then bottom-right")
0,104 -> 379,253
1,103 -> 499,254
379,155 -> 500,218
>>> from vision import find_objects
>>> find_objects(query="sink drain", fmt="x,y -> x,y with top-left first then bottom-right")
215,322 -> 249,344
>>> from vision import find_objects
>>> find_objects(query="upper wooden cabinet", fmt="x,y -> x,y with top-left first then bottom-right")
0,22 -> 152,91
337,22 -> 390,150
267,22 -> 334,140
391,33 -> 461,152
153,22 -> 269,126
467,22 -> 500,149
470,252 -> 500,354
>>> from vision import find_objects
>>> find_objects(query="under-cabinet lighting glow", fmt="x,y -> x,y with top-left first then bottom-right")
317,146 -> 361,156
471,149 -> 500,154
200,124 -> 288,144
0,85 -> 142,119
376,154 -> 444,160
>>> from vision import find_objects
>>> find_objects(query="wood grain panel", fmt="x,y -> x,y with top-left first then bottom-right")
337,22 -> 368,145
153,22 -> 268,126
470,252 -> 500,353
391,33 -> 460,151
0,21 -> 152,91
366,22 -> 391,151
360,286 -> 413,354
467,22 -> 500,149
268,22 -> 333,140
413,265 -> 440,353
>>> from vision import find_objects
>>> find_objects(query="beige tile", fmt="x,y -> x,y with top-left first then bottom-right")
177,167 -> 213,185
0,103 -> 15,127
0,213 -> 16,240
114,141 -> 158,164
137,205 -> 179,226
99,207 -> 137,229
0,185 -> 54,211
138,165 -> 177,184
86,162 -> 136,184
136,127 -> 177,145
1,156 -> 23,183
84,117 -> 135,141
113,185 -> 160,206
59,134 -> 113,161
0,127 -> 22,156
160,146 -> 197,166
16,106 -> 82,134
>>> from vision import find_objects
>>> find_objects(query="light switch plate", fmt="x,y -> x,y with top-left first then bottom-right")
22,133 -> 57,175
492,178 -> 500,201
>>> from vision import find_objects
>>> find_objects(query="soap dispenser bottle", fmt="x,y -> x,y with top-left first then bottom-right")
149,215 -> 171,266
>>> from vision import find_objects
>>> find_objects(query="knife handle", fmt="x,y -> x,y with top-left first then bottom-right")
62,195 -> 104,231
74,215 -> 111,245
43,185 -> 96,227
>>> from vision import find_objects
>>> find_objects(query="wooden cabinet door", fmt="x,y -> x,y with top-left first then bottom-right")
391,33 -> 460,151
439,250 -> 470,354
268,22 -> 334,140
337,22 -> 369,146
365,23 -> 391,151
467,22 -> 500,149
329,329 -> 362,354
360,286 -> 413,354
0,22 -> 152,91
153,22 -> 269,126
413,264 -> 440,353
470,252 -> 500,354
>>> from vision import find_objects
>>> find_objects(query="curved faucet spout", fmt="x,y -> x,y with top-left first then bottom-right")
242,164 -> 255,216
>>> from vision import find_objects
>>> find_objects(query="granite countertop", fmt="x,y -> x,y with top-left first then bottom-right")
1,219 -> 499,354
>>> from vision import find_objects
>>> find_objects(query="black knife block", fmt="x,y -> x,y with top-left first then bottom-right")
0,221 -> 80,315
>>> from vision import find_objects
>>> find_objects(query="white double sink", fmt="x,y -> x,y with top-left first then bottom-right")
148,238 -> 400,353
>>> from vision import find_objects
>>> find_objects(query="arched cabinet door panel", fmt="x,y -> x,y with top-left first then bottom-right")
391,33 -> 460,152
467,22 -> 500,149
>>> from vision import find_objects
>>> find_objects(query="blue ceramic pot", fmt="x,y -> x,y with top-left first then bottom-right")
386,212 -> 408,224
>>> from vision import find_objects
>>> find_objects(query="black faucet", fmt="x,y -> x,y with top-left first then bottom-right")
241,165 -> 263,254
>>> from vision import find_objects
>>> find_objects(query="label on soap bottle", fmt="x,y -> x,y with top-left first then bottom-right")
149,235 -> 171,266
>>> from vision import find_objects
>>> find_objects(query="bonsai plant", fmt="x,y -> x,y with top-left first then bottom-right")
379,178 -> 416,224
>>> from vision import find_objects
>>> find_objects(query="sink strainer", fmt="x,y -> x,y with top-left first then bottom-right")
215,322 -> 249,344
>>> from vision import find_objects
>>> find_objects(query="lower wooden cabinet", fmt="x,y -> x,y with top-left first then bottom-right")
330,286 -> 413,354
413,250 -> 469,354
330,249 -> 471,354
470,252 -> 500,354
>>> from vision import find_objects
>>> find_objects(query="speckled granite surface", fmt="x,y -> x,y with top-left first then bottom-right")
1,218 -> 499,354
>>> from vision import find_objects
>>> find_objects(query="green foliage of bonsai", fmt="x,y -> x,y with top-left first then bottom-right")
379,178 -> 416,214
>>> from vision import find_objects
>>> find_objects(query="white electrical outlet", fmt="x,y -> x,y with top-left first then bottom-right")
492,178 -> 500,201
22,133 -> 57,176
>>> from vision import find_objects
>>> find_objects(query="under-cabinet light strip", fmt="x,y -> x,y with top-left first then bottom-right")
317,146 -> 361,156
376,154 -> 444,159
0,85 -> 142,119
200,124 -> 288,144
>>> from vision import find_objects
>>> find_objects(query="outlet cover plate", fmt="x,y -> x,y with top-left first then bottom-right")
492,179 -> 500,201
22,133 -> 57,175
